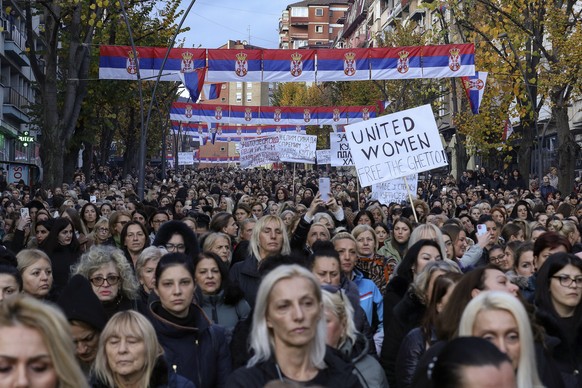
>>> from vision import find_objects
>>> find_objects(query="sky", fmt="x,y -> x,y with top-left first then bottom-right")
174,0 -> 291,49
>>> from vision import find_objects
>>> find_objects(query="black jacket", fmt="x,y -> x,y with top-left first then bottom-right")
225,348 -> 362,388
146,299 -> 232,388
229,254 -> 261,308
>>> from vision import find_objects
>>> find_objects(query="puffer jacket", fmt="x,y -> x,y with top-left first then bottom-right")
337,334 -> 389,388
225,347 -> 362,388
146,299 -> 232,388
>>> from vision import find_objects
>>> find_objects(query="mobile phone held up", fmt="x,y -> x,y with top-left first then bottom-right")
477,224 -> 487,236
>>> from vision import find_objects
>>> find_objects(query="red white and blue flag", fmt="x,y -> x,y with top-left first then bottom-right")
153,48 -> 206,81
203,83 -> 223,100
346,106 -> 376,122
260,106 -> 289,125
318,106 -> 348,125
461,71 -> 488,114
230,105 -> 260,124
207,49 -> 262,82
316,48 -> 370,82
263,49 -> 316,83
422,44 -> 475,78
179,68 -> 206,102
286,107 -> 317,125
99,45 -> 156,80
369,46 -> 423,80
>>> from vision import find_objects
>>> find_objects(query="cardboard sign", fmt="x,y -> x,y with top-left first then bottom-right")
371,174 -> 418,205
316,149 -> 331,165
239,136 -> 280,168
330,132 -> 354,166
345,104 -> 448,186
277,133 -> 317,163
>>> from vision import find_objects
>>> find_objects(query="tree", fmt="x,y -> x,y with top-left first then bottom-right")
446,0 -> 582,191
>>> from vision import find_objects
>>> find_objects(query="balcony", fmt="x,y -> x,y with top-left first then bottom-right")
2,20 -> 30,66
290,16 -> 309,26
2,87 -> 30,123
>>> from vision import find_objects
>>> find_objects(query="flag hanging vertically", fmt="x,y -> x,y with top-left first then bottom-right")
203,83 -> 223,100
316,48 -> 370,82
263,49 -> 316,82
207,49 -> 263,82
461,71 -> 488,114
179,68 -> 207,102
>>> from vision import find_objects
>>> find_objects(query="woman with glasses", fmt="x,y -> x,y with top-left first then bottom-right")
152,220 -> 200,258
39,217 -> 81,297
107,210 -> 132,248
146,253 -> 231,387
119,221 -> 150,268
73,245 -> 139,320
535,252 -> 582,387
89,218 -> 111,246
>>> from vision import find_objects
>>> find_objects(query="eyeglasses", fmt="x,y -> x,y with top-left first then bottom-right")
97,227 -> 109,233
89,275 -> 120,287
164,243 -> 186,252
552,275 -> 582,288
490,254 -> 506,263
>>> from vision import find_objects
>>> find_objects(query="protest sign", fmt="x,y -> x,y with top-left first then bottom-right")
177,152 -> 195,166
239,136 -> 280,168
330,132 -> 354,166
277,133 -> 317,163
371,174 -> 418,205
316,149 -> 331,165
344,104 -> 447,187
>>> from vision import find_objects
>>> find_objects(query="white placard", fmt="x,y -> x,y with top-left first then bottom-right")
371,174 -> 418,205
239,136 -> 280,169
330,132 -> 354,166
345,104 -> 448,187
316,149 -> 331,165
277,133 -> 317,164
177,152 -> 194,166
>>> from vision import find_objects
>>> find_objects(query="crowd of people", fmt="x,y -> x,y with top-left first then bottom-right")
0,163 -> 581,387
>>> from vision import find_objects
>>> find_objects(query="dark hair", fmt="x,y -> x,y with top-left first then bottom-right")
352,210 -> 374,226
535,252 -> 582,320
120,221 -> 150,252
0,264 -> 23,292
40,217 -> 80,254
509,200 -> 534,221
309,240 -> 340,267
533,231 -> 571,257
372,222 -> 389,235
420,272 -> 463,342
194,252 -> 244,305
431,337 -> 512,388
397,239 -> 445,284
152,220 -> 200,257
500,223 -> 523,242
435,265 -> 501,340
80,203 -> 101,225
209,212 -> 234,233
154,253 -> 195,287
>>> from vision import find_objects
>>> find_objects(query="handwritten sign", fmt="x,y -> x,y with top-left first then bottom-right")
345,104 -> 447,186
239,136 -> 280,168
330,133 -> 354,166
277,133 -> 317,164
371,174 -> 418,205
177,152 -> 195,166
316,149 -> 331,165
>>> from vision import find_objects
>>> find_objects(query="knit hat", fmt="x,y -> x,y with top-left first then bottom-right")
56,274 -> 107,332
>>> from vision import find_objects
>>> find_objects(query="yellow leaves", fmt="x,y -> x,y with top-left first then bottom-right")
90,4 -> 96,10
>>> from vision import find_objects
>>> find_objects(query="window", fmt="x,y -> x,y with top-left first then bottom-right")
236,92 -> 242,102
315,8 -> 324,16
246,82 -> 252,88
315,25 -> 324,33
246,92 -> 252,102
236,82 -> 242,89
291,7 -> 308,17
220,147 -> 225,151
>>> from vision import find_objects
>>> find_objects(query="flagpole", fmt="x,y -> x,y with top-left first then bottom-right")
404,176 -> 418,223
293,163 -> 296,199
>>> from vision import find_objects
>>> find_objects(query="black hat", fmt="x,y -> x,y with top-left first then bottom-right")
56,274 -> 107,332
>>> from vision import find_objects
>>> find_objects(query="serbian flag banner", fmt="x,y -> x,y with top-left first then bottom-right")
169,102 -> 198,122
263,49 -> 316,83
422,44 -> 475,78
207,49 -> 262,82
196,104 -> 230,124
153,48 -> 206,81
461,71 -> 488,114
203,83 -> 223,100
99,45 -> 156,80
259,106 -> 289,125
318,106 -> 348,125
316,48 -> 370,82
369,46 -> 422,80
230,105 -> 259,124
346,106 -> 376,123
179,68 -> 206,102
287,106 -> 317,125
